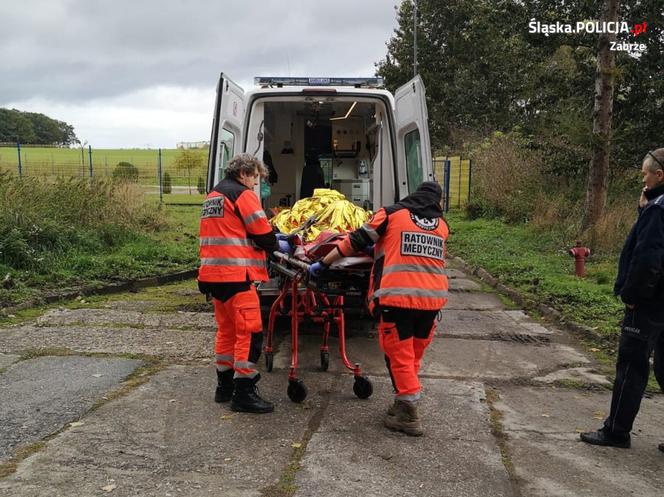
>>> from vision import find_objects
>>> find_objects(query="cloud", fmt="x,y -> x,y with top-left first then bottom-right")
0,0 -> 398,102
4,86 -> 214,148
0,0 -> 400,146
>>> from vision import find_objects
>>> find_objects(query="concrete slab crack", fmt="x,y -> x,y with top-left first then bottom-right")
260,379 -> 336,497
485,387 -> 523,497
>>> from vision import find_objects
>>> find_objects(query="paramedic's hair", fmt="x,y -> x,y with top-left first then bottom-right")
225,153 -> 268,180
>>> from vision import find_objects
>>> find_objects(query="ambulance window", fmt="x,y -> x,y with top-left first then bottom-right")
405,128 -> 422,193
218,128 -> 235,180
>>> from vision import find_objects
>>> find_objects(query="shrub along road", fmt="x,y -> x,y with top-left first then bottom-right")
0,264 -> 662,496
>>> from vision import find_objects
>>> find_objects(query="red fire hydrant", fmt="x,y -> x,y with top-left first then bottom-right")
569,240 -> 590,277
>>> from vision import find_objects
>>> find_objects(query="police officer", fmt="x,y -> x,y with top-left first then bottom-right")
310,182 -> 449,436
198,153 -> 290,414
581,148 -> 664,451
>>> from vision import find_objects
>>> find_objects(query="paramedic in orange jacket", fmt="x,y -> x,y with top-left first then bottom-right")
198,153 -> 291,414
310,182 -> 448,435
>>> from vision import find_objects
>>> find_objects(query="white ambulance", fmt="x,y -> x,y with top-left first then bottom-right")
206,75 -> 433,209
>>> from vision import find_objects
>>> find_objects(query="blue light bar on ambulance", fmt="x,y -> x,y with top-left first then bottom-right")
254,77 -> 385,88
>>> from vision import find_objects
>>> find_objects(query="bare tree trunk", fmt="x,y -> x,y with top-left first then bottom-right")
581,0 -> 619,231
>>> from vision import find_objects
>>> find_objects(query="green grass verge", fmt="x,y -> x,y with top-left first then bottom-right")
0,200 -> 201,309
445,211 -> 623,340
445,211 -> 664,392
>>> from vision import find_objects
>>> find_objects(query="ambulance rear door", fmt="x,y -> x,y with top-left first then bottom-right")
393,75 -> 433,199
207,73 -> 245,191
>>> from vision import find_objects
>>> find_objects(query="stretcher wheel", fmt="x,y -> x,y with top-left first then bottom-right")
287,379 -> 308,403
353,376 -> 373,399
265,352 -> 274,372
320,351 -> 330,371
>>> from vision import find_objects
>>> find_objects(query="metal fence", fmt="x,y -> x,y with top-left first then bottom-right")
0,144 -> 470,205
433,156 -> 472,211
0,144 -> 208,197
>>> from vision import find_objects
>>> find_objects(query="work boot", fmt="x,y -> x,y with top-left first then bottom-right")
230,375 -> 274,414
384,399 -> 423,436
386,399 -> 398,417
214,370 -> 234,403
579,428 -> 630,448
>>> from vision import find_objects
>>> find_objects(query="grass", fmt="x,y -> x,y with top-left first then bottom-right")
446,210 -> 664,393
0,177 -> 202,309
446,211 -> 623,340
0,146 -> 207,187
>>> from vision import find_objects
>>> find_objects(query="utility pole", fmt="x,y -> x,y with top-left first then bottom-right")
413,0 -> 418,77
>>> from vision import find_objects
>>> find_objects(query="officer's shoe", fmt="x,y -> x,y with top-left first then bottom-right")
580,428 -> 630,448
230,375 -> 274,414
384,400 -> 424,437
658,442 -> 664,453
214,370 -> 234,403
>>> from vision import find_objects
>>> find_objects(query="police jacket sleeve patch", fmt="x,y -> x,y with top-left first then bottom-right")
202,196 -> 224,218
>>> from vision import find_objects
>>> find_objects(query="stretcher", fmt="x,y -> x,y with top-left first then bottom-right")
263,232 -> 374,403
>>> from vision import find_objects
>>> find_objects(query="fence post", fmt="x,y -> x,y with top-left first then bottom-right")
16,142 -> 22,177
458,158 -> 463,208
467,159 -> 472,203
158,148 -> 163,204
444,159 -> 451,213
88,145 -> 93,179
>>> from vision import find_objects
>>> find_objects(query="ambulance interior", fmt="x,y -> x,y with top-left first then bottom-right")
244,97 -> 395,212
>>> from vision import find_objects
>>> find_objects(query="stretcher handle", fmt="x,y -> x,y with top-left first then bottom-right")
273,251 -> 312,272
272,259 -> 318,290
271,261 -> 299,280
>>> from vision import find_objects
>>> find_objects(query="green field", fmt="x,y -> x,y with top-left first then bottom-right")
0,146 -> 208,188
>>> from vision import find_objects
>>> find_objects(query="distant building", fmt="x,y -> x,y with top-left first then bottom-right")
176,141 -> 210,149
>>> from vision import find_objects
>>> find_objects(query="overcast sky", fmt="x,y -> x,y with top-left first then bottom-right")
0,0 -> 400,148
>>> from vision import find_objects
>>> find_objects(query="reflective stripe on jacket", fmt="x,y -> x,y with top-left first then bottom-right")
353,207 -> 449,312
198,179 -> 272,283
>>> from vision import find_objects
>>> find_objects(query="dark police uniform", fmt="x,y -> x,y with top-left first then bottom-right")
604,183 -> 664,436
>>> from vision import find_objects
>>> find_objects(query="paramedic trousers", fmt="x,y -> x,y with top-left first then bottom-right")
603,306 -> 664,435
378,306 -> 439,401
213,286 -> 264,380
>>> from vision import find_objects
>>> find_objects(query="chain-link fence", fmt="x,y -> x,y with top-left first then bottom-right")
0,144 -> 208,196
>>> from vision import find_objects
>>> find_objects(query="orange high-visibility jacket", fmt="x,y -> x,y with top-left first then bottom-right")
340,206 -> 448,312
198,178 -> 273,283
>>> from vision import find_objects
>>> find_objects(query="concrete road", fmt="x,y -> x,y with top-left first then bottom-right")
0,261 -> 662,496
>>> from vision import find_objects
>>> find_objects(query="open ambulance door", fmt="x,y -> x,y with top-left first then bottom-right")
393,75 -> 433,199
207,73 -> 245,192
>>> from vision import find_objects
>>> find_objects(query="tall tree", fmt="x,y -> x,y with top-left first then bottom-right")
0,108 -> 78,145
612,0 -> 664,166
581,0 -> 620,231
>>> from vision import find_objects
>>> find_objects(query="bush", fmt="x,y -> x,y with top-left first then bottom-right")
467,131 -> 544,223
0,173 -> 165,271
163,172 -> 172,194
197,176 -> 205,194
112,161 -> 139,182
